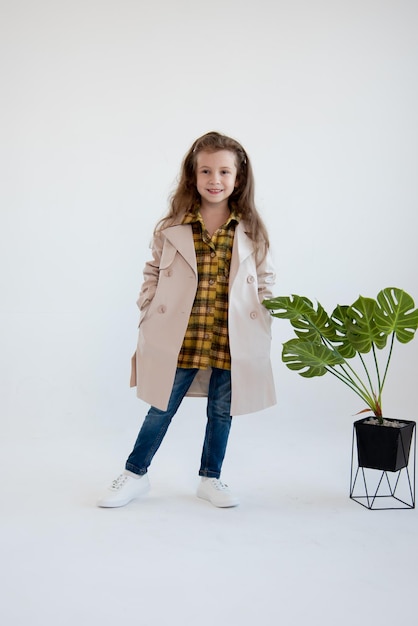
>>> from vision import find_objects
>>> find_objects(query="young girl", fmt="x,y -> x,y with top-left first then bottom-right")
98,131 -> 276,508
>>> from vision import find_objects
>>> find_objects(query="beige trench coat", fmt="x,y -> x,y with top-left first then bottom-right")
130,220 -> 277,416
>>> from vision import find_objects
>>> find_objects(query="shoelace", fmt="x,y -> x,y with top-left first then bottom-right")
210,479 -> 230,491
110,474 -> 128,491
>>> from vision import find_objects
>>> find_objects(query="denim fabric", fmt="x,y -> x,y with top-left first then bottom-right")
125,367 -> 232,479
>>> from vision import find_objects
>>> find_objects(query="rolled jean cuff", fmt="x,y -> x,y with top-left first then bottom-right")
125,463 -> 147,476
199,470 -> 221,479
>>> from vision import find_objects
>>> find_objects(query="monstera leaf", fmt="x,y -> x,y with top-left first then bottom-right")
263,295 -> 334,342
282,338 -> 345,378
263,295 -> 315,321
291,301 -> 335,342
346,296 -> 387,353
330,305 -> 357,359
375,287 -> 418,344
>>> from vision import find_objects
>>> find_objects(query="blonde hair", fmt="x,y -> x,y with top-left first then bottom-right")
155,131 -> 270,254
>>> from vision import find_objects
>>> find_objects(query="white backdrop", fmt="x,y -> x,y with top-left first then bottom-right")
2,3 -> 418,626
1,0 -> 417,438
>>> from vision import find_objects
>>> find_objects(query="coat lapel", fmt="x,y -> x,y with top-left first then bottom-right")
230,221 -> 253,287
163,224 -> 198,274
164,221 -> 252,284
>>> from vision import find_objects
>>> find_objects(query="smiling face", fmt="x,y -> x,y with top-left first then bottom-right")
195,150 -> 238,211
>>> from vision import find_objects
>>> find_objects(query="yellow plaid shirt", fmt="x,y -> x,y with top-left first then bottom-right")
177,209 -> 239,370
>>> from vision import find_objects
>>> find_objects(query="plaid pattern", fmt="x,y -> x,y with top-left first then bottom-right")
177,210 -> 239,370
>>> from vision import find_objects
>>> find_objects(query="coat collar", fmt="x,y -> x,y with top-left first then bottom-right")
162,220 -> 253,278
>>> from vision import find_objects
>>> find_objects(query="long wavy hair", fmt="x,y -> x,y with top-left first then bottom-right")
155,131 -> 270,254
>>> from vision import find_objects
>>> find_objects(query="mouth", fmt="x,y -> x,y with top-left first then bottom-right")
207,189 -> 223,194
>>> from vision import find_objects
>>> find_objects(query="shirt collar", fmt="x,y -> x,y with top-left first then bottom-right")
182,207 -> 241,227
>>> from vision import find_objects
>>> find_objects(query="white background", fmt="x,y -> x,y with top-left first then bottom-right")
1,1 -> 418,625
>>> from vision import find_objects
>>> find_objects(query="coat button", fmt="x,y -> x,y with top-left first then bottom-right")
165,269 -> 173,277
250,311 -> 257,319
157,305 -> 166,314
247,275 -> 255,284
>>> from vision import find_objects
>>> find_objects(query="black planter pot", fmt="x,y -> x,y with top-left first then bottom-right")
354,417 -> 416,472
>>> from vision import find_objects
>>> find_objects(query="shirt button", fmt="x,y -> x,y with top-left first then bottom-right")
209,279 -> 215,285
250,311 -> 258,319
247,275 -> 255,284
210,252 -> 216,258
157,305 -> 166,314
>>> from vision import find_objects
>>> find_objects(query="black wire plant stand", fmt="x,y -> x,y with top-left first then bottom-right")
350,418 -> 416,510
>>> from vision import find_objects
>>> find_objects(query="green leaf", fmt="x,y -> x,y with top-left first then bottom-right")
263,295 -> 334,342
346,296 -> 386,352
330,305 -> 357,358
291,301 -> 335,341
262,295 -> 315,320
282,338 -> 345,378
375,287 -> 418,344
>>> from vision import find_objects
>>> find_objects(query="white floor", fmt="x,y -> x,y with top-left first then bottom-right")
1,403 -> 417,626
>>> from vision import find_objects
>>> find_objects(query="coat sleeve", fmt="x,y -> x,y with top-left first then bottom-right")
256,249 -> 276,303
130,232 -> 164,388
136,232 -> 164,315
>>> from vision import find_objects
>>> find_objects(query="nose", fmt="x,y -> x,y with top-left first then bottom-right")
209,171 -> 221,185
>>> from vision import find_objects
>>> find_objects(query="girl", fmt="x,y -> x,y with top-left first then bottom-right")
98,131 -> 276,509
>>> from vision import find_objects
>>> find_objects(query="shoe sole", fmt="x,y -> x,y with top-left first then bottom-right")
196,491 -> 240,508
97,482 -> 150,508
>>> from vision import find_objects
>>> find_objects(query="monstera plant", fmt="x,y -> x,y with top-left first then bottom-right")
263,287 -> 418,424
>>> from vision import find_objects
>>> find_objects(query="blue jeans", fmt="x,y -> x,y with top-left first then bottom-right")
125,367 -> 232,479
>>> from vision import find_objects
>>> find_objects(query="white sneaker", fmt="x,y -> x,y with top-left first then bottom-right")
197,477 -> 239,508
97,472 -> 150,508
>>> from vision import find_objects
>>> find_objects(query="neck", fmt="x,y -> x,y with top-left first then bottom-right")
199,203 -> 231,237
199,200 -> 230,217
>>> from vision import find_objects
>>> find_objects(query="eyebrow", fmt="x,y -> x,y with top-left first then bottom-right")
197,165 -> 233,170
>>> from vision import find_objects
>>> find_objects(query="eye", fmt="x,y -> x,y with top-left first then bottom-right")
221,170 -> 231,175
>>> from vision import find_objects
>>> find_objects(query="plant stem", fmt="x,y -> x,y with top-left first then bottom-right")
320,334 -> 381,413
358,352 -> 375,397
325,366 -> 375,408
378,332 -> 395,407
338,360 -> 375,399
371,343 -> 382,397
